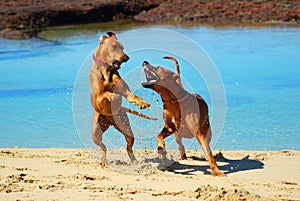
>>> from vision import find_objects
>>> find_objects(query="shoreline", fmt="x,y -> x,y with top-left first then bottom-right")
1,148 -> 299,200
34,19 -> 300,42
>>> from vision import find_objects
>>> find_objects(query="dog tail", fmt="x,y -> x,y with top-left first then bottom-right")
163,56 -> 182,86
121,107 -> 158,120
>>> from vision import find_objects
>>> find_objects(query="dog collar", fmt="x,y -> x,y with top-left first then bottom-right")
93,55 -> 110,68
163,93 -> 189,104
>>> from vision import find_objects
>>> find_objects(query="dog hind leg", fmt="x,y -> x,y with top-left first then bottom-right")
195,128 -> 224,176
113,110 -> 137,162
92,112 -> 110,167
174,133 -> 187,160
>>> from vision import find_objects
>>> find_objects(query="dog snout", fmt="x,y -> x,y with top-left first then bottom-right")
143,61 -> 149,66
122,54 -> 130,62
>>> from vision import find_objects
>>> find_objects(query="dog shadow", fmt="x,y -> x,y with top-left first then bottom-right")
149,152 -> 264,175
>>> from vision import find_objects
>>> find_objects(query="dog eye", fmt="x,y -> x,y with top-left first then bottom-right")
157,67 -> 163,71
113,45 -> 121,50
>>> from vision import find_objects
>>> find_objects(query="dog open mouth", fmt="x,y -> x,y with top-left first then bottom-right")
112,60 -> 121,70
142,65 -> 159,87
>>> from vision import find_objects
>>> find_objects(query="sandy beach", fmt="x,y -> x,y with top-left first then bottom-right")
0,148 -> 299,200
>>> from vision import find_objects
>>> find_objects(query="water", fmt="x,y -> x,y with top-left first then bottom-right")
0,22 -> 299,150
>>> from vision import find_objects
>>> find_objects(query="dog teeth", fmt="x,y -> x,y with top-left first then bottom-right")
150,71 -> 156,77
146,71 -> 157,79
143,66 -> 158,84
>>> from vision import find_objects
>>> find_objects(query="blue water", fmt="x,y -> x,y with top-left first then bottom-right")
0,25 -> 299,150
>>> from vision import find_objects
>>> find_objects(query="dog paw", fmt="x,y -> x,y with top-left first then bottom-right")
99,161 -> 106,167
180,154 -> 187,160
157,146 -> 167,158
138,100 -> 151,109
129,159 -> 138,165
212,170 -> 225,177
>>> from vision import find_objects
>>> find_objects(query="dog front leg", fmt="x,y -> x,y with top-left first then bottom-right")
125,92 -> 150,109
157,127 -> 174,158
113,76 -> 150,109
95,91 -> 122,115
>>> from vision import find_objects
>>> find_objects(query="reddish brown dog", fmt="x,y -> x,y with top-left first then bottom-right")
90,32 -> 156,166
142,57 -> 224,176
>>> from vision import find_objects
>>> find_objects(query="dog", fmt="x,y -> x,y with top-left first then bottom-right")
90,32 -> 157,166
142,56 -> 224,176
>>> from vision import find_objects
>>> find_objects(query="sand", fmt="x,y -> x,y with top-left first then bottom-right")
0,147 -> 299,201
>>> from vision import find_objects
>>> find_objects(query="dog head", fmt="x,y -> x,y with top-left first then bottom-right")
95,32 -> 129,70
142,60 -> 180,92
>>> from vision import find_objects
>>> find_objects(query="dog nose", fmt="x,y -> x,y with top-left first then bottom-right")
143,61 -> 149,66
123,54 -> 130,62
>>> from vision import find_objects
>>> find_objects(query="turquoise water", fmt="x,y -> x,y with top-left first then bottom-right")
0,25 -> 299,150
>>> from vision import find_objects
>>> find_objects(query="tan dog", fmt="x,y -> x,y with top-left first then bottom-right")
90,32 -> 156,166
142,57 -> 224,176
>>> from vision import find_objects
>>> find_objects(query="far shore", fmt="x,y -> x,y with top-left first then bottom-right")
1,0 -> 299,40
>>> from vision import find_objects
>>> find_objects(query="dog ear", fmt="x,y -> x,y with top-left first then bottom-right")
174,75 -> 182,86
99,35 -> 108,44
107,32 -> 117,39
